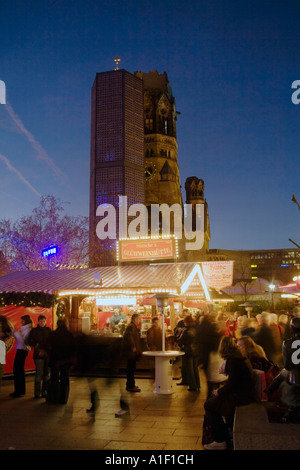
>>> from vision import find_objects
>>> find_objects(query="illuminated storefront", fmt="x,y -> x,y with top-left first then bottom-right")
0,260 -> 234,374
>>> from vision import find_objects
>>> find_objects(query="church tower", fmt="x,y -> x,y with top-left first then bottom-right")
184,176 -> 210,260
134,70 -> 182,210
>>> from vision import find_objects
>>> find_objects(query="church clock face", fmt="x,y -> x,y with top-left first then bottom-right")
145,163 -> 157,180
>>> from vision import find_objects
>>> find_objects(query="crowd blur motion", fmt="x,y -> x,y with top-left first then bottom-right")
0,303 -> 300,447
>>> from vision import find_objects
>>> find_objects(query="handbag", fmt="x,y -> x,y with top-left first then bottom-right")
265,363 -> 281,401
252,369 -> 268,402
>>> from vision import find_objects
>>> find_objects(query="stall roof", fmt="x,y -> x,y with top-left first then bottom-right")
279,282 -> 300,297
0,263 -> 200,295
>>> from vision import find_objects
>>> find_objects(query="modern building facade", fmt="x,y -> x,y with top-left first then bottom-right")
89,67 -> 210,266
89,69 -> 144,266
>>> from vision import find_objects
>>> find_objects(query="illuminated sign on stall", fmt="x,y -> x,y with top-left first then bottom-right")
117,237 -> 178,262
201,261 -> 234,291
96,296 -> 137,306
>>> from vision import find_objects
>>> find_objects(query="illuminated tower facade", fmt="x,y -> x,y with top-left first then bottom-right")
134,70 -> 182,210
89,69 -> 144,266
184,176 -> 210,260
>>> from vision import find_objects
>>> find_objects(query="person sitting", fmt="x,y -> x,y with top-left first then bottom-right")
237,335 -> 276,401
203,336 -> 255,450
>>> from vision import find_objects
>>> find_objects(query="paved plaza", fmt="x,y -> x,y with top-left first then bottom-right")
0,372 -> 207,452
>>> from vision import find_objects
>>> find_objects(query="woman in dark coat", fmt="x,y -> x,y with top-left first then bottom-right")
203,335 -> 255,450
48,318 -> 75,404
122,313 -> 142,392
180,315 -> 200,391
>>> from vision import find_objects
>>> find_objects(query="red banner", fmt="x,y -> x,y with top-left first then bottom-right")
119,238 -> 174,261
0,306 -> 53,374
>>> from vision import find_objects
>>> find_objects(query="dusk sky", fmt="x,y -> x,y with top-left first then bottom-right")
0,0 -> 299,251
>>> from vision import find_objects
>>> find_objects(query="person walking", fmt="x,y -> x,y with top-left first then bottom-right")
27,314 -> 52,398
10,314 -> 33,398
180,315 -> 200,391
48,318 -> 75,404
122,313 -> 142,392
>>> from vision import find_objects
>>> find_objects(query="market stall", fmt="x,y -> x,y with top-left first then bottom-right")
0,261 -> 234,375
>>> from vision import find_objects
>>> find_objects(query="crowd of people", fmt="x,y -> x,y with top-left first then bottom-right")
172,307 -> 300,450
0,314 -> 75,404
0,306 -> 299,450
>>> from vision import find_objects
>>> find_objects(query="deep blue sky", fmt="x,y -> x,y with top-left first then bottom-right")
0,0 -> 299,251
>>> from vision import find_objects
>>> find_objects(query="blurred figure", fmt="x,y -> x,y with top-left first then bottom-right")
122,313 -> 142,392
145,316 -> 163,378
146,316 -> 162,351
203,336 -> 255,450
237,336 -> 271,372
174,309 -> 189,345
225,313 -> 238,337
235,315 -> 247,339
173,309 -> 189,384
254,312 -> 278,364
10,315 -> 33,398
197,313 -> 221,374
240,317 -> 257,339
278,314 -> 290,341
269,313 -> 281,342
28,314 -> 51,398
48,318 -> 75,404
205,348 -> 228,400
146,317 -> 162,351
75,333 -> 129,417
215,312 -> 229,336
180,315 -> 200,391
0,315 -> 13,389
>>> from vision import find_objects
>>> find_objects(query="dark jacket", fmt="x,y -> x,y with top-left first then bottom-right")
146,325 -> 162,351
218,350 -> 255,406
180,325 -> 198,357
48,326 -> 75,366
254,324 -> 277,363
28,325 -> 52,359
122,322 -> 142,360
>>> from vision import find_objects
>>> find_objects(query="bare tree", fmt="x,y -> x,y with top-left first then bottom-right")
0,195 -> 89,271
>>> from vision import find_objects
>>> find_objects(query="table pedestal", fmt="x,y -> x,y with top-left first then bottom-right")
143,351 -> 184,394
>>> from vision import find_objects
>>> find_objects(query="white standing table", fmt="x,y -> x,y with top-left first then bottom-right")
143,350 -> 184,394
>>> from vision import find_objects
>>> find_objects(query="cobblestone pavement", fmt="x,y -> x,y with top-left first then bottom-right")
0,372 -> 207,452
